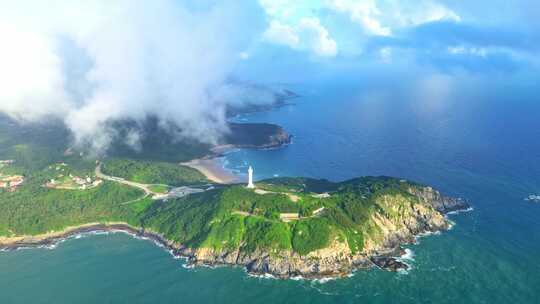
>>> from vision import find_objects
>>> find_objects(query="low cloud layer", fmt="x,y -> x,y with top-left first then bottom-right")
0,0 -> 269,153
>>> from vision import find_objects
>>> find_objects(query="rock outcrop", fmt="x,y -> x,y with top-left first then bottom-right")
176,186 -> 469,278
408,186 -> 469,213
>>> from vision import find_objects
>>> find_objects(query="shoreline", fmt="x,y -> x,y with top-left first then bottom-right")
0,223 -> 180,257
181,118 -> 293,185
0,222 -> 365,280
181,139 -> 292,185
0,222 -> 363,279
0,202 -> 470,279
181,143 -> 250,185
181,156 -> 240,185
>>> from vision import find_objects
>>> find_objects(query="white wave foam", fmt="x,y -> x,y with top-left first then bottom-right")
84,230 -> 110,236
182,263 -> 195,269
71,230 -> 109,239
414,230 -> 441,244
392,248 -> 415,273
398,248 -> 415,262
40,243 -> 59,250
248,272 -> 277,280
446,207 -> 474,215
290,275 -> 304,281
1,228 -> 167,254
309,282 -> 339,295
311,276 -> 338,284
525,194 -> 540,202
12,246 -> 31,251
396,267 -> 409,275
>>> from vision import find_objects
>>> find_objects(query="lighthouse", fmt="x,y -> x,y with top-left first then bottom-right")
247,166 -> 255,188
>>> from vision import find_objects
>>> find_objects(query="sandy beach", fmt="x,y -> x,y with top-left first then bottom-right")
182,157 -> 240,184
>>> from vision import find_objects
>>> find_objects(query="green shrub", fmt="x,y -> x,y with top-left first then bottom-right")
102,159 -> 206,186
292,218 -> 330,255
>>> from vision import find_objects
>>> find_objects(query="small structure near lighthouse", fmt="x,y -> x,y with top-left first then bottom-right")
247,166 -> 255,189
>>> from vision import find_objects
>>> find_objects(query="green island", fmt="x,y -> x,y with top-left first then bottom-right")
0,115 -> 468,278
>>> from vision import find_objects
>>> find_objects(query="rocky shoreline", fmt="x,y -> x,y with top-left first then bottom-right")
0,224 -> 164,252
0,224 -> 412,278
177,186 -> 470,278
0,187 -> 470,280
178,192 -> 468,278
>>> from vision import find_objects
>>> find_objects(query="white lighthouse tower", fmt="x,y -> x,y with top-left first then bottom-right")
247,166 -> 255,189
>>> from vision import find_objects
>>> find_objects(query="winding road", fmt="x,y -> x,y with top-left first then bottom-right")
95,163 -> 156,196
95,163 -> 208,204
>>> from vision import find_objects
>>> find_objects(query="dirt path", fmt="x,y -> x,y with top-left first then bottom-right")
254,188 -> 300,202
95,164 -> 159,204
95,164 -> 158,196
95,163 -> 209,204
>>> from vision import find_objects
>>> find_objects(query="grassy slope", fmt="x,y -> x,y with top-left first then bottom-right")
0,116 -> 203,236
139,177 -> 431,255
101,159 -> 207,186
0,117 -> 167,236
0,178 -> 144,236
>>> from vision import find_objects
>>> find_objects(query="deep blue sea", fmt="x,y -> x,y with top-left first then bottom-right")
2,83 -> 540,303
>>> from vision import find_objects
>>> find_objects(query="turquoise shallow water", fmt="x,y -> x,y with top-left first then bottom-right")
2,83 -> 540,303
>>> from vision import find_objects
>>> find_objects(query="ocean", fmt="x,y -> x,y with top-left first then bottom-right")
1,83 -> 539,303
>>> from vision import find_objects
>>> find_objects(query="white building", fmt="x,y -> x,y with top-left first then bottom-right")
247,166 -> 255,189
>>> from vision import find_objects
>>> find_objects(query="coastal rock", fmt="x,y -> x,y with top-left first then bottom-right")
408,186 -> 470,213
265,127 -> 292,148
177,185 -> 469,278
370,257 -> 408,271
182,241 -> 367,278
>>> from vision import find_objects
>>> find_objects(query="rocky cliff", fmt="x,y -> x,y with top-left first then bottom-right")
173,185 -> 469,278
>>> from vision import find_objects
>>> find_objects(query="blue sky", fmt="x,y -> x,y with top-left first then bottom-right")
0,0 -> 538,151
231,0 -> 539,82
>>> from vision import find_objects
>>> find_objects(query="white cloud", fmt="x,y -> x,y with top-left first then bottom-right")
448,46 -> 487,57
298,18 -> 338,57
0,0 -> 272,153
263,20 -> 300,48
390,1 -> 461,26
259,0 -> 295,19
326,0 -> 391,36
259,0 -> 338,57
263,18 -> 338,57
0,24 -> 72,121
325,0 -> 460,36
258,0 -> 461,55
